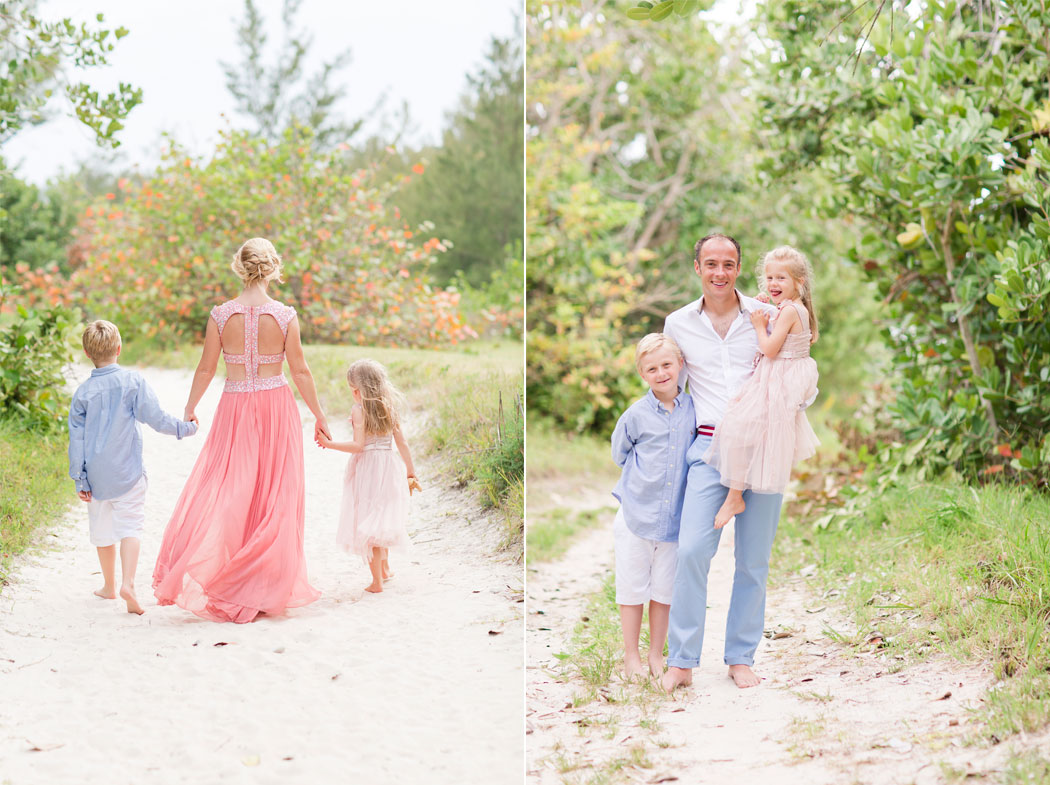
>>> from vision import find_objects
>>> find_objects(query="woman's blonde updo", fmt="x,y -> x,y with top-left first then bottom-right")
231,237 -> 284,287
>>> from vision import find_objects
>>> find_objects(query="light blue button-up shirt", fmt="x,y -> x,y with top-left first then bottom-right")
68,365 -> 196,500
611,388 -> 695,543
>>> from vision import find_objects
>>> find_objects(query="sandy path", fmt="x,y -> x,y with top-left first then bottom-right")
526,504 -> 1047,783
0,367 -> 523,785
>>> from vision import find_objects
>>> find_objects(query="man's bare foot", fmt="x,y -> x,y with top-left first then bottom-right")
94,587 -> 116,600
364,582 -> 383,593
119,586 -> 145,615
648,653 -> 665,678
714,495 -> 746,529
728,664 -> 762,688
660,666 -> 693,693
623,653 -> 645,681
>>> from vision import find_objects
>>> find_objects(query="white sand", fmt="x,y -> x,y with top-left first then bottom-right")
0,367 -> 523,784
527,512 -> 1049,783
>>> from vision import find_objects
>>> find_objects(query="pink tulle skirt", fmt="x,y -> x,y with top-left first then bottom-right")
703,354 -> 820,494
152,385 -> 320,623
336,448 -> 411,562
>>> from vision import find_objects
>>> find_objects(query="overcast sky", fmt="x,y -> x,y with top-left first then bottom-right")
4,0 -> 520,185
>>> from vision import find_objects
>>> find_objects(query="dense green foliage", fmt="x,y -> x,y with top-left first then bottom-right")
755,0 -> 1050,484
526,0 -> 878,434
0,1 -> 141,146
0,165 -> 77,273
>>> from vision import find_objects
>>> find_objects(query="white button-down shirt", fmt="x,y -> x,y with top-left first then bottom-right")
663,291 -> 776,429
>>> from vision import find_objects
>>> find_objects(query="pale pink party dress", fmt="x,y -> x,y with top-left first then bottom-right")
335,408 -> 411,562
152,301 -> 320,623
703,300 -> 820,494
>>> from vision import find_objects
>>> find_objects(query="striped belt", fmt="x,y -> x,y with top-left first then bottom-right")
697,424 -> 715,437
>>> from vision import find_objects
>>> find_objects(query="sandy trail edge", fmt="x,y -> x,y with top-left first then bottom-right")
0,366 -> 523,785
526,502 -> 1050,784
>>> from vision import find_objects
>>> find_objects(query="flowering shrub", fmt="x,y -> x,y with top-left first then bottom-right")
12,126 -> 475,348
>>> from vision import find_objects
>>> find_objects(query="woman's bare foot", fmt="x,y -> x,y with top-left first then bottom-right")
364,582 -> 384,593
714,493 -> 746,529
623,653 -> 646,681
94,586 -> 116,600
648,653 -> 665,678
728,664 -> 762,688
660,666 -> 693,693
119,586 -> 145,615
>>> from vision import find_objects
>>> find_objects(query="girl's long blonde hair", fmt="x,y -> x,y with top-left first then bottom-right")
347,359 -> 405,436
757,245 -> 819,343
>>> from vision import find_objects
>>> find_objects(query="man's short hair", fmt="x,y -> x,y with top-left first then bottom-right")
82,320 -> 121,362
635,333 -> 684,373
694,233 -> 741,266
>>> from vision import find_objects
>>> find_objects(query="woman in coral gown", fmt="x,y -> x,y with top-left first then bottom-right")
152,238 -> 330,623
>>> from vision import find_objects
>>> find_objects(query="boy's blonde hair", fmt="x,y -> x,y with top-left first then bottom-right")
347,359 -> 406,437
82,320 -> 121,363
231,237 -> 284,287
757,245 -> 819,342
635,333 -> 684,373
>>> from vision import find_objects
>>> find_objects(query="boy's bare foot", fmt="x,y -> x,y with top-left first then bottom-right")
120,586 -> 145,615
623,653 -> 645,681
648,653 -> 665,678
660,666 -> 692,693
728,664 -> 762,688
94,587 -> 116,600
714,495 -> 746,529
364,582 -> 384,593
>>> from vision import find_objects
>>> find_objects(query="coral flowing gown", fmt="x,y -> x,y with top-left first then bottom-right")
152,301 -> 320,623
703,300 -> 820,494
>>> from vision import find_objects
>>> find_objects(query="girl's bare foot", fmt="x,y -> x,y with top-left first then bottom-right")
728,664 -> 762,688
660,666 -> 693,693
714,494 -> 746,529
382,561 -> 394,580
120,586 -> 145,615
648,653 -> 665,678
623,653 -> 646,681
364,582 -> 384,593
94,587 -> 116,600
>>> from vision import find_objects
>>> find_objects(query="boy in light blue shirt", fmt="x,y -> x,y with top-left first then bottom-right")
68,320 -> 197,615
611,333 -> 695,680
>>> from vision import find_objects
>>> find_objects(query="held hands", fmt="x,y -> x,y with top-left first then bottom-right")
313,417 -> 332,444
78,490 -> 92,502
315,431 -> 334,449
184,408 -> 199,426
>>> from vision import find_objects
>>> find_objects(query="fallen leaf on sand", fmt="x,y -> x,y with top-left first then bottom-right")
488,629 -> 504,635
26,739 -> 64,752
242,754 -> 260,766
934,690 -> 952,701
213,642 -> 230,647
805,606 -> 826,614
650,776 -> 679,783
772,631 -> 792,640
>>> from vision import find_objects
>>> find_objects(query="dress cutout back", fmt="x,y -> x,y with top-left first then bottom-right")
210,301 -> 296,393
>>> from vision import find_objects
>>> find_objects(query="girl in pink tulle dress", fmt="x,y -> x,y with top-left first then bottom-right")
705,245 -> 821,529
317,359 -> 419,594
152,238 -> 330,623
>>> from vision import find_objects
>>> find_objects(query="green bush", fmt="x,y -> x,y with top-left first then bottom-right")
0,292 -> 80,432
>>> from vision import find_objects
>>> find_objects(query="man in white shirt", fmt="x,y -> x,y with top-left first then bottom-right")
660,233 -> 780,691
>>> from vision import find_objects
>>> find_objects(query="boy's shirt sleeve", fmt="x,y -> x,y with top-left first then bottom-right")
610,407 -> 635,468
132,376 -> 197,438
68,393 -> 90,493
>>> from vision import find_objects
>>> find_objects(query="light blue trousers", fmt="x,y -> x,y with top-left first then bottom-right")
666,434 -> 783,669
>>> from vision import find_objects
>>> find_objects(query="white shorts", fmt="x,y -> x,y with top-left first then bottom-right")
613,508 -> 678,606
87,475 -> 147,546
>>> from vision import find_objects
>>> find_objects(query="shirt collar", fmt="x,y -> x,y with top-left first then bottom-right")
696,290 -> 765,315
90,364 -> 121,377
646,386 -> 687,412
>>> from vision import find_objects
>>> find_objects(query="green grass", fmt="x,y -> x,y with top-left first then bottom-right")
0,420 -> 73,585
527,506 -> 615,565
526,418 -> 620,485
123,337 -> 525,552
777,477 -> 1050,746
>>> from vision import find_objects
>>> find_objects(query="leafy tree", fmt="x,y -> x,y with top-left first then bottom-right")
0,1 -> 141,147
398,26 -> 524,287
221,0 -> 362,149
754,0 -> 1050,483
11,125 -> 472,349
0,165 -> 77,273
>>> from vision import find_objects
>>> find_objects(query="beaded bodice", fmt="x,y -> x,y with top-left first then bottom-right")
361,434 -> 394,452
772,301 -> 812,359
210,301 -> 297,393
